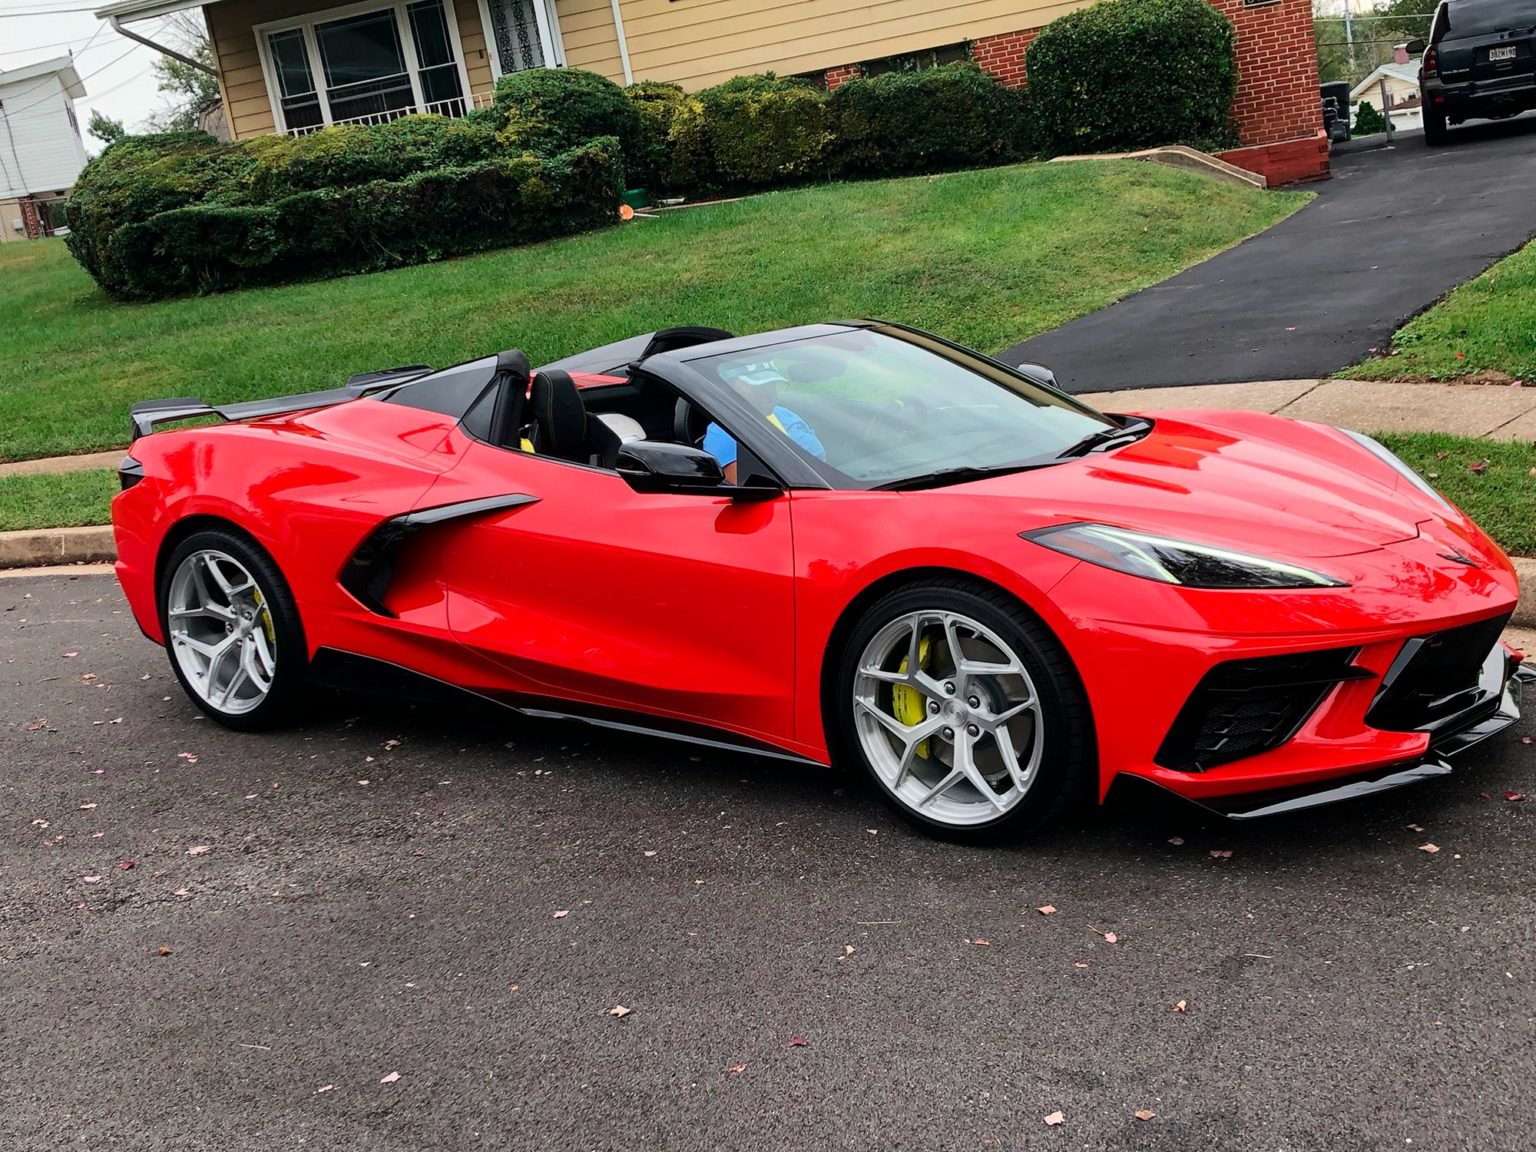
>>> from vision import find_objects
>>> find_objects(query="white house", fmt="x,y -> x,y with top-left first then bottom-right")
0,57 -> 88,243
1350,60 -> 1423,133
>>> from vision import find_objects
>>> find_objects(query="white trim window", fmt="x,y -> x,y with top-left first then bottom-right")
256,0 -> 476,134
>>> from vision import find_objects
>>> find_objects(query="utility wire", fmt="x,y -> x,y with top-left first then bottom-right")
2,37 -> 144,117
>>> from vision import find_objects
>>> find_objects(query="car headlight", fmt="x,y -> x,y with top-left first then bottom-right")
1021,523 -> 1349,589
1338,429 -> 1457,515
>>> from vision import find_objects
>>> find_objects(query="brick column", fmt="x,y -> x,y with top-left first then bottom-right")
970,29 -> 1037,87
824,64 -> 861,90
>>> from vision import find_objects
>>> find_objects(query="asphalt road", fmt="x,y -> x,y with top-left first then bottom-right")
6,571 -> 1536,1152
1000,115 -> 1536,392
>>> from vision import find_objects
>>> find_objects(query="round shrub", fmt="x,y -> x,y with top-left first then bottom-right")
1026,0 -> 1238,154
830,63 -> 1029,175
1352,100 -> 1386,135
492,67 -> 641,163
670,74 -> 832,191
624,80 -> 687,190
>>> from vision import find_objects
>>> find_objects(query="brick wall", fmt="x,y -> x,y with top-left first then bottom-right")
822,0 -> 1325,183
969,28 -> 1037,88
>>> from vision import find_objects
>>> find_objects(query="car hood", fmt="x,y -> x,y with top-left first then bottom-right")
961,410 -> 1433,559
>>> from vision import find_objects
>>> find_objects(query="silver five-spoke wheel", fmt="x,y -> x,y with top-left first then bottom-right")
853,609 -> 1044,828
167,549 -> 277,716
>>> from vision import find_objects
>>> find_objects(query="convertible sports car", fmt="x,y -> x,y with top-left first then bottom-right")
112,320 -> 1532,840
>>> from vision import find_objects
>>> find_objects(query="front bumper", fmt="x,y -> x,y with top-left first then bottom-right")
1116,651 -> 1533,820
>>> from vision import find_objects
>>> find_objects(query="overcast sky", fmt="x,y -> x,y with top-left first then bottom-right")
1,6 -> 179,150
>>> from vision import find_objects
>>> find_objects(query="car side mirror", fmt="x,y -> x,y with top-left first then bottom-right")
615,442 -> 784,502
1406,37 -> 1426,54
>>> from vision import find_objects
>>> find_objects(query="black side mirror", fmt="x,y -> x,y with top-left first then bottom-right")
616,442 -> 783,501
1406,37 -> 1427,54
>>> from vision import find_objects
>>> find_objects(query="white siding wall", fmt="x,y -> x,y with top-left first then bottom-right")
0,74 -> 89,200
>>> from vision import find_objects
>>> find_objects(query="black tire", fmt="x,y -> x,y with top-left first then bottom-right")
829,578 -> 1096,843
1424,107 -> 1449,146
157,526 -> 307,731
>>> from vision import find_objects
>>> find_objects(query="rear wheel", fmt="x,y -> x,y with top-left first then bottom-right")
1424,106 -> 1448,146
158,528 -> 306,730
830,580 -> 1095,842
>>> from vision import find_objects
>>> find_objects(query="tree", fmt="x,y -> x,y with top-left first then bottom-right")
87,109 -> 126,147
147,10 -> 223,134
1353,99 -> 1387,134
1314,0 -> 1434,85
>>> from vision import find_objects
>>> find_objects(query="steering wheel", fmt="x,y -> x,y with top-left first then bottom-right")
858,397 -> 925,448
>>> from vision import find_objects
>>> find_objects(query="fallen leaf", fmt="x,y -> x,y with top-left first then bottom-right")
173,889 -> 190,898
79,803 -> 97,810
553,909 -> 569,919
186,845 -> 211,856
383,739 -> 401,751
608,1005 -> 631,1018
1037,905 -> 1057,916
316,1085 -> 335,1094
1469,459 -> 1489,475
843,944 -> 856,956
1505,791 -> 1526,802
1043,1111 -> 1065,1127
1209,849 -> 1233,859
177,752 -> 198,763
379,1071 -> 401,1084
1418,843 -> 1440,854
1104,932 -> 1118,944
1074,962 -> 1089,969
644,850 -> 657,857
1455,351 -> 1467,360
1407,823 -> 1424,832
968,938 -> 992,946
357,780 -> 370,786
728,1063 -> 748,1075
1134,1109 -> 1156,1121
788,1035 -> 808,1047
63,651 -> 78,658
118,860 -> 135,871
1173,999 -> 1188,1013
24,718 -> 49,732
30,819 -> 48,828
1167,836 -> 1184,846
83,876 -> 102,884
156,946 -> 173,956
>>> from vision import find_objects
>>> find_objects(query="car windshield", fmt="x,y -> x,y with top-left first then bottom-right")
687,327 -> 1121,489
1440,0 -> 1536,38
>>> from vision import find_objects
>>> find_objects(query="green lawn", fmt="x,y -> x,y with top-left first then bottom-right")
1,161 -> 1304,463
1376,432 -> 1536,557
0,469 -> 118,533
1348,238 -> 1536,382
4,435 -> 1529,562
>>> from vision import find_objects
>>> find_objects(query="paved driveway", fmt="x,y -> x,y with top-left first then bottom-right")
1000,116 -> 1536,392
7,571 -> 1536,1152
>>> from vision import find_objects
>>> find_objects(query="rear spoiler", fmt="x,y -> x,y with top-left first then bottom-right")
128,365 -> 433,441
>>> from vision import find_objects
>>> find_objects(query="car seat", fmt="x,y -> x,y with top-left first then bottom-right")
527,370 -> 590,463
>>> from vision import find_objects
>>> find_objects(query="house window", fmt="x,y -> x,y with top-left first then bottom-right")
258,0 -> 471,133
476,0 -> 564,79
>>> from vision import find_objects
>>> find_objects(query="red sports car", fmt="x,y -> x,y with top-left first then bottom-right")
112,321 -> 1532,840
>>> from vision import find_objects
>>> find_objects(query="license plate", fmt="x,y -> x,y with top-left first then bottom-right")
1490,45 -> 1517,61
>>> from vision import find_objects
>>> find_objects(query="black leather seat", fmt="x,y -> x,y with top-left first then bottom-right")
528,369 -> 589,463
673,396 -> 712,448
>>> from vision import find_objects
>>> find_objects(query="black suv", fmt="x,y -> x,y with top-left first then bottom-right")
1413,0 -> 1536,144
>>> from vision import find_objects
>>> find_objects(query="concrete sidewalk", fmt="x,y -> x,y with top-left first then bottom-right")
1091,377 -> 1536,440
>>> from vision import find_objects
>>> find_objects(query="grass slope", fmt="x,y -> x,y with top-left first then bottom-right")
1349,238 -> 1536,382
2,161 -> 1303,462
1376,432 -> 1536,558
0,469 -> 118,533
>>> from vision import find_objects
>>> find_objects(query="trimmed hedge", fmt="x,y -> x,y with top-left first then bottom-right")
670,74 -> 832,191
624,80 -> 687,190
70,138 -> 623,299
493,67 -> 641,167
830,63 -> 1030,175
1027,0 -> 1238,154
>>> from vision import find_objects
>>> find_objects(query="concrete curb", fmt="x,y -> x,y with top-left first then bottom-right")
0,526 -> 116,570
3,527 -> 1532,628
1049,145 -> 1268,189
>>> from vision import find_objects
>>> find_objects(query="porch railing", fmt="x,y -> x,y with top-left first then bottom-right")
283,89 -> 494,137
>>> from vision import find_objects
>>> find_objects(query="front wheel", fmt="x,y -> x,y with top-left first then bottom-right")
830,580 -> 1095,842
158,527 -> 307,730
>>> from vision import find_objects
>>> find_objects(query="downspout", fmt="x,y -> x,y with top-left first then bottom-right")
607,0 -> 633,85
107,13 -> 217,76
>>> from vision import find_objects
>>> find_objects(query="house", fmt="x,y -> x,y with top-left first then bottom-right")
1350,61 -> 1422,132
0,57 -> 88,243
95,0 -> 1329,185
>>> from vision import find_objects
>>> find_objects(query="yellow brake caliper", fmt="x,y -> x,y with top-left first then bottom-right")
891,636 -> 932,759
252,587 -> 275,644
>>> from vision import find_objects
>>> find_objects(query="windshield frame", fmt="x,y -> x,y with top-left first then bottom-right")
650,320 -> 1121,492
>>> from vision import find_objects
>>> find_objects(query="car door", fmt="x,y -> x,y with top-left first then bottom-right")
427,434 -> 798,748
